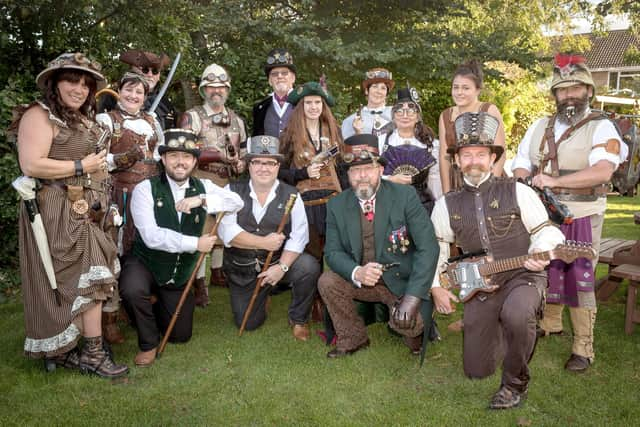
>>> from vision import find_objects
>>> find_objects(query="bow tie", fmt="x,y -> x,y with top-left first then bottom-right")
369,110 -> 383,115
274,94 -> 288,107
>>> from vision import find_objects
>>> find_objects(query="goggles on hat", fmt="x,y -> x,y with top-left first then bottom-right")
365,69 -> 392,80
204,72 -> 229,83
166,136 -> 198,150
343,150 -> 379,164
267,52 -> 292,65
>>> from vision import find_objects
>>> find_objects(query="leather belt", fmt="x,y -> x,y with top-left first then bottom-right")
552,184 -> 607,201
303,193 -> 336,207
42,176 -> 111,193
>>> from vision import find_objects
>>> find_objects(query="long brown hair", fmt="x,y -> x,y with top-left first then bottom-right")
279,97 -> 343,167
44,69 -> 98,125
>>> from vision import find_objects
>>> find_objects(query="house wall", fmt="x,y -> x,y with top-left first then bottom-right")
592,71 -> 609,90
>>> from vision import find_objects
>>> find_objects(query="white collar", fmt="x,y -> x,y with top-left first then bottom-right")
463,172 -> 492,188
249,179 -> 279,203
166,173 -> 191,192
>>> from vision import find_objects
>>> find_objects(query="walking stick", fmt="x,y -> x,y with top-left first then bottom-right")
238,194 -> 297,336
157,212 -> 226,357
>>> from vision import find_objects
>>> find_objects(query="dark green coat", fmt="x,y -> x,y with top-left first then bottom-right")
324,180 -> 439,300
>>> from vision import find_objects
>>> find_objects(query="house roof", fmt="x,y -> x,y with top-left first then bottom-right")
583,29 -> 640,70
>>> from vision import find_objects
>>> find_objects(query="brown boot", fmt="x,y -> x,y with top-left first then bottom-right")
102,311 -> 125,344
194,277 -> 210,307
79,336 -> 129,379
209,267 -> 227,287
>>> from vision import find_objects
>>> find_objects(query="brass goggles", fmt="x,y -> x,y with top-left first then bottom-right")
166,136 -> 198,150
342,150 -> 378,164
365,69 -> 392,80
204,72 -> 229,83
267,52 -> 292,65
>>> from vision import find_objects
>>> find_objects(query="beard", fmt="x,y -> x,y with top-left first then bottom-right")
356,185 -> 376,200
206,92 -> 227,108
351,176 -> 380,200
556,94 -> 589,126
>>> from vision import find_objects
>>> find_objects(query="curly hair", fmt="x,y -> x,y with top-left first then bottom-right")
43,69 -> 98,126
279,98 -> 343,168
414,122 -> 435,149
453,59 -> 483,89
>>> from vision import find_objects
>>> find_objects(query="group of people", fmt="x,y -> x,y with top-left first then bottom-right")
12,46 -> 627,410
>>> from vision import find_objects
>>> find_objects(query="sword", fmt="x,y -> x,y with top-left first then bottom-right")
147,52 -> 181,115
12,176 -> 61,306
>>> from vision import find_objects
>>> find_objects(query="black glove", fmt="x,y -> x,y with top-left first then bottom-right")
392,294 -> 421,329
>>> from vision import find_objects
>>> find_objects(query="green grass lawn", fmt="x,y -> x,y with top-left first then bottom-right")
1,195 -> 639,426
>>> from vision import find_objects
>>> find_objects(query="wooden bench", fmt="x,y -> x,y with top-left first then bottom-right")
610,264 -> 640,334
595,238 -> 638,301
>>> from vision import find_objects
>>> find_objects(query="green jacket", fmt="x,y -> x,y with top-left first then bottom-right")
324,180 -> 439,300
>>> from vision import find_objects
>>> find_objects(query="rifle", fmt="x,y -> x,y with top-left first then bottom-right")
157,212 -> 226,357
518,176 -> 573,225
238,194 -> 297,336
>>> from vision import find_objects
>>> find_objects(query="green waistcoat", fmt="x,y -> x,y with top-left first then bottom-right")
132,174 -> 207,288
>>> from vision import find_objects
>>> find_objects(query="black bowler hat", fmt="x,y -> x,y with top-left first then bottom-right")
341,134 -> 387,168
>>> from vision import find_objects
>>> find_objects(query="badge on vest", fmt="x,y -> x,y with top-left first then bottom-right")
490,199 -> 499,209
156,198 -> 164,208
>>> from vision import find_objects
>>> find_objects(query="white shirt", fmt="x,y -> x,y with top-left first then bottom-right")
341,105 -> 393,139
96,111 -> 164,170
131,173 -> 243,254
429,178 -> 565,288
271,90 -> 293,118
217,180 -> 309,254
511,112 -> 627,172
380,130 -> 444,200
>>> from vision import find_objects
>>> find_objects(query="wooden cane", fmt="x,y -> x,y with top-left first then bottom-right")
157,212 -> 226,357
238,194 -> 297,336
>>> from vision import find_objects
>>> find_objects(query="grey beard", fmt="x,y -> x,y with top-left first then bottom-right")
557,96 -> 589,126
206,96 -> 226,109
356,186 -> 375,200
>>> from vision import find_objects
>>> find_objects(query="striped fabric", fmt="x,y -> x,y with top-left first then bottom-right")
17,102 -> 119,358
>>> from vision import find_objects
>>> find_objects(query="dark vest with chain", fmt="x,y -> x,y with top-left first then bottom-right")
132,174 -> 207,288
445,177 -> 530,288
224,180 -> 296,264
264,101 -> 293,138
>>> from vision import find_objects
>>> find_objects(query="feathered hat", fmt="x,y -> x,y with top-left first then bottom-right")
550,53 -> 595,96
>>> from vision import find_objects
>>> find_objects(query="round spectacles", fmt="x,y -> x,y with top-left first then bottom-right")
140,67 -> 160,75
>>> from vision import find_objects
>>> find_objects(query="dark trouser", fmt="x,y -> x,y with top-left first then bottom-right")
463,276 -> 543,393
119,255 -> 195,352
224,252 -> 320,331
318,270 -> 423,351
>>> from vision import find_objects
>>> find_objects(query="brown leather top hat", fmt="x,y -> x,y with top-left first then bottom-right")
448,112 -> 503,160
362,67 -> 394,94
264,48 -> 296,77
119,49 -> 170,70
341,134 -> 387,168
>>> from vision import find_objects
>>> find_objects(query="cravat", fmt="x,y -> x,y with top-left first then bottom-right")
363,199 -> 375,222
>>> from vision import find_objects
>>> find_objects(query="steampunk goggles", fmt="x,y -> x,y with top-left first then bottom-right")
365,69 -> 392,80
204,72 -> 229,83
166,136 -> 198,150
343,150 -> 379,164
267,52 -> 292,65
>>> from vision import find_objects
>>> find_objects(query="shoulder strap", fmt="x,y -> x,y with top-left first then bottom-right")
479,102 -> 491,113
442,107 -> 456,148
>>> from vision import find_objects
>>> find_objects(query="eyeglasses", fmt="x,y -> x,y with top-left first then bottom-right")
140,67 -> 160,75
267,52 -> 292,65
343,150 -> 378,164
393,106 -> 419,117
204,72 -> 229,83
167,136 -> 197,150
365,69 -> 392,80
250,159 -> 279,168
269,70 -> 290,78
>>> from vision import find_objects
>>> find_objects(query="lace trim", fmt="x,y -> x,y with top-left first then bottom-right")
77,265 -> 115,289
24,323 -> 80,354
36,101 -> 68,128
71,295 -> 92,314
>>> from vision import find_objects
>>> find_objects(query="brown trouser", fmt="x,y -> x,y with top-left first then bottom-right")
318,270 -> 423,351
463,278 -> 543,394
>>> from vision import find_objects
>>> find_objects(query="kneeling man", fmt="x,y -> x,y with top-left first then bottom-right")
120,129 -> 243,366
318,134 -> 439,358
218,135 -> 320,340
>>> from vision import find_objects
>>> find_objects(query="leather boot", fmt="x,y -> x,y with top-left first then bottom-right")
194,277 -> 210,307
102,311 -> 125,344
44,347 -> 81,372
79,336 -> 129,379
209,267 -> 227,287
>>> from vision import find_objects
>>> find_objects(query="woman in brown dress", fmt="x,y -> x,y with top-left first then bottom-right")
13,53 -> 128,378
438,60 -> 506,193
